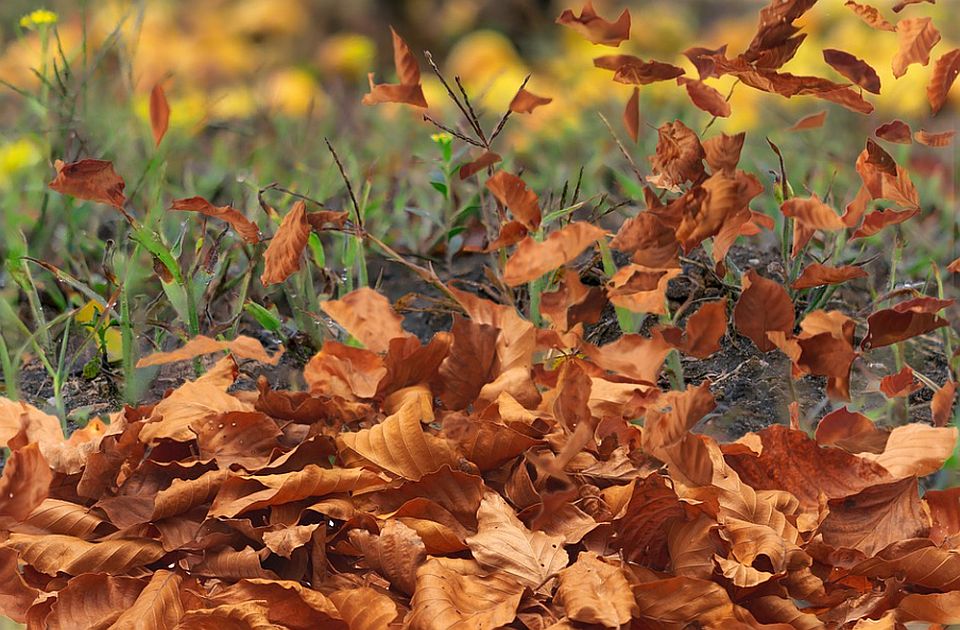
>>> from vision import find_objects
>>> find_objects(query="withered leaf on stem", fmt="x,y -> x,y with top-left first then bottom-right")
49,159 -> 127,210
170,196 -> 261,244
261,200 -> 310,285
733,269 -> 795,352
149,82 -> 170,147
509,88 -> 552,113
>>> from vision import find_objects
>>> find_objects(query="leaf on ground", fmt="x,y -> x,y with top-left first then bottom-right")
137,335 -> 282,367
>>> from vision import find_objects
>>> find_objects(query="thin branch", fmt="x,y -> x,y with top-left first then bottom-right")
597,111 -> 645,184
490,75 -> 530,143
454,75 -> 488,145
702,78 -> 739,135
324,138 -> 363,233
424,50 -> 486,146
422,114 -> 485,147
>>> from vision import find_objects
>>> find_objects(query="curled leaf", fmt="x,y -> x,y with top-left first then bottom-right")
261,200 -> 310,285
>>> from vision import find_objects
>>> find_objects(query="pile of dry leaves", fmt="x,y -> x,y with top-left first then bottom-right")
0,283 -> 959,628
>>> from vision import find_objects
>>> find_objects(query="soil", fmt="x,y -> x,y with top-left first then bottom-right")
6,243 -> 953,445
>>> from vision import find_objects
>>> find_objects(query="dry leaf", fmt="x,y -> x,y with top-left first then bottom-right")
320,287 -> 407,353
503,222 -> 606,286
733,270 -> 795,352
555,2 -> 631,47
137,335 -> 281,367
892,17 -> 941,78
149,83 -> 170,147
261,200 -> 310,285
170,196 -> 261,244
49,159 -> 127,209
928,48 -> 960,114
509,88 -> 552,113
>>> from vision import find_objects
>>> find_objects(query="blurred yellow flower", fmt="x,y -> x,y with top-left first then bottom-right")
265,68 -> 325,116
0,137 -> 42,185
19,9 -> 58,30
75,301 -> 122,363
316,33 -> 375,80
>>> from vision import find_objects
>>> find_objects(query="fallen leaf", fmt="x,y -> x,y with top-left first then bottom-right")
136,334 -> 281,367
859,423 -> 957,478
49,159 -> 127,209
823,49 -> 881,93
844,0 -> 896,31
407,557 -> 523,630
928,48 -> 960,114
789,110 -> 827,131
624,87 -> 639,142
554,552 -> 638,626
875,119 -> 913,143
662,299 -> 727,358
678,77 -> 731,117
791,263 -> 868,289
932,381 -> 957,426
320,287 -> 407,354
915,128 -> 955,146
485,171 -> 541,230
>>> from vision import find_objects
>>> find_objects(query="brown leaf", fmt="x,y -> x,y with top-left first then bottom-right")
390,26 -> 420,85
170,196 -> 260,244
5,533 -> 165,576
791,263 -> 867,289
815,407 -> 889,454
855,140 -> 920,209
683,45 -> 728,80
613,58 -> 685,85
509,88 -> 552,113
862,298 -> 950,349
209,464 -> 380,518
648,120 -> 705,190
304,341 -> 386,400
876,119 -> 913,143
555,2 -> 631,47
789,110 -> 827,131
678,77 -> 731,117
609,211 -> 679,269
149,82 -> 170,147
780,195 -> 845,257
44,573 -> 146,630
624,87 -> 639,142
823,49 -> 881,93
362,28 -> 427,108
733,270 -> 795,352
851,207 -> 919,238
724,424 -> 892,510
662,299 -> 727,358
702,132 -> 745,175
350,519 -> 425,595
0,547 -> 39,623
137,335 -> 281,367
320,287 -> 407,353
555,552 -> 638,626
407,557 -> 523,630
844,0 -> 896,31
928,48 -> 960,114
0,443 -> 51,529
208,579 -> 341,627
330,588 -> 398,630
633,577 -> 738,627
485,170 -> 541,230
820,477 -> 928,557
435,316 -> 499,410
503,222 -> 606,286
261,200 -> 310,285
108,569 -> 184,630
339,401 -> 458,481
915,128 -> 955,146
892,17 -> 941,78
465,491 -> 568,590
879,365 -> 921,398
49,159 -> 127,209
458,150 -> 501,180
859,423 -> 957,478
852,538 -> 960,590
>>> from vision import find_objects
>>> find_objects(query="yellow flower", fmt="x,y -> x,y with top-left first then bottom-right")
316,33 -> 375,80
19,9 -> 58,30
75,301 -> 122,363
0,137 -> 42,185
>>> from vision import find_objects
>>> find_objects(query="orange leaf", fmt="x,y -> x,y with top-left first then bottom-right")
893,0 -> 935,11
170,196 -> 261,243
677,77 -> 731,117
928,48 -> 960,114
862,298 -> 950,348
914,128 -> 955,146
320,287 -> 407,354
892,17 -> 941,78
48,159 -> 127,209
860,423 -> 957,478
851,207 -> 919,239
149,82 -> 170,146
261,200 -> 310,285
485,171 -> 541,230
789,110 -> 827,131
844,0 -> 896,31
880,365 -> 922,397
509,87 -> 552,113
623,87 -> 639,142
503,222 -> 606,286
555,552 -> 638,626
389,26 -> 420,85
458,150 -> 501,180
555,2 -> 631,47
662,299 -> 727,359
136,334 -> 281,367
407,557 -> 523,630
0,443 -> 51,528
932,381 -> 957,426
791,263 -> 867,289
5,533 -> 165,575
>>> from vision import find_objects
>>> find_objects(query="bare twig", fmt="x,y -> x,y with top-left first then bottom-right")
490,75 -> 530,143
597,111 -> 645,184
454,75 -> 488,145
324,137 -> 363,233
422,114 -> 485,147
424,51 -> 486,146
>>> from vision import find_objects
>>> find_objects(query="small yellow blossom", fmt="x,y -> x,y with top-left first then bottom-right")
19,9 -> 58,30
0,137 -> 42,185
